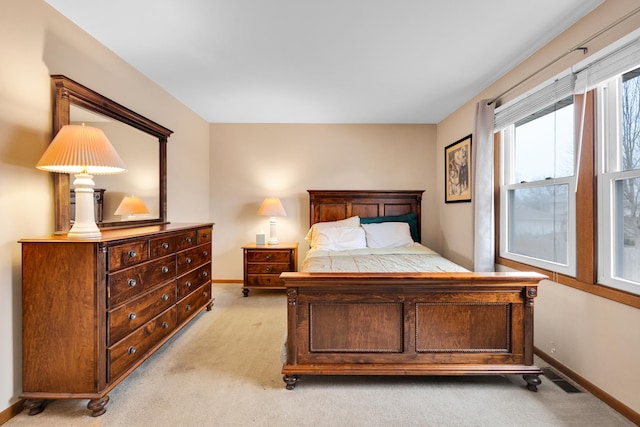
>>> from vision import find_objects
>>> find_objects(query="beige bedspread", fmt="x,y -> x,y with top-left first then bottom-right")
302,243 -> 469,273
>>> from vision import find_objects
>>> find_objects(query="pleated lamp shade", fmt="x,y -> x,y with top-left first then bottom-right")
36,124 -> 126,175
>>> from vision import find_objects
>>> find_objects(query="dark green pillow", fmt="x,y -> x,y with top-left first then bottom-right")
360,213 -> 419,242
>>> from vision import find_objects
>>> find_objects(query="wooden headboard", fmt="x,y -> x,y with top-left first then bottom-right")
308,190 -> 425,242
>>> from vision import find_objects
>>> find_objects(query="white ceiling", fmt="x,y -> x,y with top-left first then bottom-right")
44,0 -> 603,124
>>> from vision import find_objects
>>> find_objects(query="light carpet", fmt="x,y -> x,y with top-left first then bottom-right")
5,283 -> 634,427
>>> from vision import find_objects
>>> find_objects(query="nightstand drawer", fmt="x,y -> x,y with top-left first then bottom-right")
246,250 -> 291,263
246,274 -> 283,288
246,263 -> 290,275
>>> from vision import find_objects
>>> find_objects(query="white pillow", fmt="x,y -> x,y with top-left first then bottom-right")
361,222 -> 414,249
313,227 -> 367,251
305,216 -> 360,247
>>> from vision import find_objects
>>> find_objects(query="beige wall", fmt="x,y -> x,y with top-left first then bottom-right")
437,0 -> 640,417
210,123 -> 438,279
0,0 -> 210,414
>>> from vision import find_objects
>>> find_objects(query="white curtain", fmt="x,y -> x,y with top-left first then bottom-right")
473,100 -> 496,272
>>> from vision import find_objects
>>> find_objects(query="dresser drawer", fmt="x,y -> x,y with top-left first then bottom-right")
177,282 -> 212,325
107,255 -> 176,307
108,240 -> 150,271
108,282 -> 176,345
150,231 -> 197,258
177,262 -> 211,299
246,274 -> 283,288
108,306 -> 177,381
197,228 -> 212,244
246,263 -> 290,275
177,244 -> 211,275
246,250 -> 291,263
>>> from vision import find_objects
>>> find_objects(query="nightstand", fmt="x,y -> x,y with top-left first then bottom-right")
242,242 -> 298,297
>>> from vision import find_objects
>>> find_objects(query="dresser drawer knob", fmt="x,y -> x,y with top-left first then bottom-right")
162,266 -> 169,273
202,271 -> 208,277
162,321 -> 169,328
185,304 -> 191,311
203,233 -> 209,238
202,250 -> 208,256
186,237 -> 192,243
203,291 -> 209,297
185,281 -> 191,288
186,257 -> 192,264
266,267 -> 272,272
162,242 -> 169,249
162,294 -> 169,301
128,312 -> 136,320
128,346 -> 136,355
128,250 -> 137,258
265,254 -> 271,260
128,279 -> 137,287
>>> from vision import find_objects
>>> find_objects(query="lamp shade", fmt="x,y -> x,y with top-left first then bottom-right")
36,124 -> 126,174
114,195 -> 149,216
257,197 -> 287,217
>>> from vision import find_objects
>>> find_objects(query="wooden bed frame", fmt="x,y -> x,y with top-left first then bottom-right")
280,190 -> 546,390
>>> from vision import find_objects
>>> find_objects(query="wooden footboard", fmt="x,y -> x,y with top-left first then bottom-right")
280,271 -> 547,391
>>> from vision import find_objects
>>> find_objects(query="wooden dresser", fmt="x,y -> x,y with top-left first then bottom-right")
20,223 -> 214,417
242,242 -> 298,296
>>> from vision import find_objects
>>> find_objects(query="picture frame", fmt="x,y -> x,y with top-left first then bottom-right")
445,134 -> 472,203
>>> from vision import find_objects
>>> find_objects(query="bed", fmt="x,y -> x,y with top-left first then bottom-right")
280,190 -> 546,391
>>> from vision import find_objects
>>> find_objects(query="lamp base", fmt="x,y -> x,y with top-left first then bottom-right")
68,173 -> 101,239
267,216 -> 279,245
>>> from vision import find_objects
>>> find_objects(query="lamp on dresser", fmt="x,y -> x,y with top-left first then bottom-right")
36,124 -> 126,238
257,196 -> 287,245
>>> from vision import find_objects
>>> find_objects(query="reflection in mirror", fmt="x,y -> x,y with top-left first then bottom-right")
51,75 -> 173,233
70,105 -> 160,223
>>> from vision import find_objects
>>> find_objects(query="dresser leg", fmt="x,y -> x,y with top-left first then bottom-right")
523,374 -> 541,392
87,395 -> 109,417
242,288 -> 250,297
23,399 -> 47,415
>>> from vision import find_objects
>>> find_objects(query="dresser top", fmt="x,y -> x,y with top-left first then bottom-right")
20,222 -> 214,244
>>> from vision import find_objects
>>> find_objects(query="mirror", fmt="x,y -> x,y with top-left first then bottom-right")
51,75 -> 173,233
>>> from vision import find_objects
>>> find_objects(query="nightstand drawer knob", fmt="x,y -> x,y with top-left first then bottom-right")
162,294 -> 169,301
162,266 -> 169,273
128,279 -> 137,287
128,250 -> 137,258
162,242 -> 169,249
128,346 -> 136,355
266,267 -> 272,272
265,254 -> 271,260
203,233 -> 209,238
186,237 -> 192,243
128,312 -> 136,320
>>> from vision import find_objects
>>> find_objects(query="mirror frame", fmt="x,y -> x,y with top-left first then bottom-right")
51,75 -> 173,233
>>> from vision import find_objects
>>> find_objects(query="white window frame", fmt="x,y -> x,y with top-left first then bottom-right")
597,77 -> 640,294
499,126 -> 577,276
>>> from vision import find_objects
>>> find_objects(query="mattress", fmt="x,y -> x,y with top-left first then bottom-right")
302,243 -> 469,273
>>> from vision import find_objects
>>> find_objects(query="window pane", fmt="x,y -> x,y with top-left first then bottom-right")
514,99 -> 574,182
508,185 -> 568,264
622,68 -> 640,172
614,177 -> 640,283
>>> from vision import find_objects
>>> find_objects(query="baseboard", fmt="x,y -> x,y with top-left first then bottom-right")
535,347 -> 640,425
0,400 -> 24,425
212,279 -> 243,284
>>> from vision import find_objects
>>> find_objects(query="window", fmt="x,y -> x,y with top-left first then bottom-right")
499,98 -> 576,275
598,66 -> 640,294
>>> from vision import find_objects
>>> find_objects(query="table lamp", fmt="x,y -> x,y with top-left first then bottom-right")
114,195 -> 149,220
36,124 -> 127,238
257,197 -> 287,245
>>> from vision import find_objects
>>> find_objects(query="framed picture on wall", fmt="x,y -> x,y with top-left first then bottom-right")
445,134 -> 472,203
